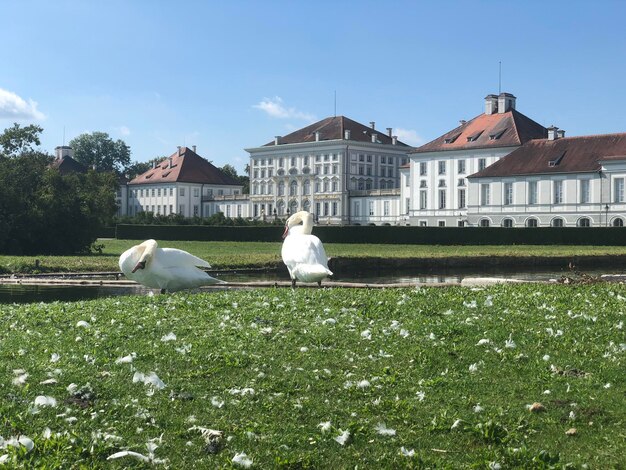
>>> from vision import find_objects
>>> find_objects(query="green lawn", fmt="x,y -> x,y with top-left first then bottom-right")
0,284 -> 624,467
3,239 -> 626,274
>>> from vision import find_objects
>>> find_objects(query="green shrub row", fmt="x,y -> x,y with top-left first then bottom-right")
115,224 -> 626,245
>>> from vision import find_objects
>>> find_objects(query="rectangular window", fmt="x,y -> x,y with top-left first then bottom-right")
457,159 -> 466,174
179,204 -> 184,214
458,189 -> 466,208
420,162 -> 427,176
438,161 -> 446,175
420,190 -> 427,209
226,205 -> 231,218
366,155 -> 372,163
384,201 -> 390,216
324,202 -> 329,216
193,188 -> 199,197
438,220 -> 446,227
529,181 -> 538,205
580,179 -> 590,203
504,182 -> 513,205
193,205 -> 199,216
614,178 -> 625,203
316,202 -> 321,215
369,201 -> 374,216
480,184 -> 490,206
439,189 -> 446,209
554,180 -> 563,204
151,189 -> 155,197
478,158 -> 486,171
332,202 -> 337,216
405,197 -> 410,214
169,205 -> 173,214
180,188 -> 185,197
354,201 -> 361,216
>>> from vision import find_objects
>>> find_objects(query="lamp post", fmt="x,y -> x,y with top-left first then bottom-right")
273,208 -> 277,221
605,204 -> 609,227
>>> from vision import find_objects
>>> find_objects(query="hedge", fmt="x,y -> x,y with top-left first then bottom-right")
115,224 -> 626,245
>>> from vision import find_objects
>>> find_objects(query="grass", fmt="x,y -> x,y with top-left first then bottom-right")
0,283 -> 624,467
3,239 -> 626,274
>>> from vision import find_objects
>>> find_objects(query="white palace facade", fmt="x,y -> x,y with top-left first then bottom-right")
110,92 -> 626,228
245,116 -> 411,224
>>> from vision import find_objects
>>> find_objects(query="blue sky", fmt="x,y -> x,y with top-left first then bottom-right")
2,0 -> 626,173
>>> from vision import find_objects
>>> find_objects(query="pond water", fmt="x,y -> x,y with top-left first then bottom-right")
1,266 -> 623,304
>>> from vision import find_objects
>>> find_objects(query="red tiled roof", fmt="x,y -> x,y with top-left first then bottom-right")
469,133 -> 626,178
263,116 -> 411,147
411,109 -> 547,154
129,147 -> 240,186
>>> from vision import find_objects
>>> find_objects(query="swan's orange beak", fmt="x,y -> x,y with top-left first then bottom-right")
132,261 -> 146,273
282,225 -> 289,239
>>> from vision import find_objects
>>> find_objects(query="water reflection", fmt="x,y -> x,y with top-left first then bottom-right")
1,266 -> 623,304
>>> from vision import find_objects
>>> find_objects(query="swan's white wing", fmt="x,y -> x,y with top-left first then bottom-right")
281,234 -> 332,282
159,248 -> 212,268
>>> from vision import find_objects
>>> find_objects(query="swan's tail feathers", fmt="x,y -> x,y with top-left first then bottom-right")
293,264 -> 333,283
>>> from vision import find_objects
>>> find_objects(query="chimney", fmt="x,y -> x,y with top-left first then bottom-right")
369,121 -> 375,129
344,129 -> 351,140
177,146 -> 182,156
168,157 -> 173,168
274,136 -> 280,145
371,133 -> 378,143
386,127 -> 393,137
192,145 -> 196,153
497,92 -> 516,113
54,145 -> 73,159
556,129 -> 565,139
484,94 -> 498,115
459,120 -> 467,126
315,131 -> 320,142
392,136 -> 398,145
547,125 -> 558,140
152,161 -> 157,169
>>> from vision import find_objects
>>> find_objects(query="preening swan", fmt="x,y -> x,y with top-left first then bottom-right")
119,239 -> 222,293
281,211 -> 333,287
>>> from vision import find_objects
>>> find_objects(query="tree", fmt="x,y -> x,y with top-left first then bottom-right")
69,132 -> 131,174
0,123 -> 43,157
220,163 -> 250,194
0,124 -> 119,255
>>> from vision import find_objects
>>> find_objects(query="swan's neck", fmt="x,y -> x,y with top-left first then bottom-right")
301,218 -> 313,235
138,239 -> 158,264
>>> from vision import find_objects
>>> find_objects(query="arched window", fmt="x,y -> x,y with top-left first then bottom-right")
551,218 -> 564,227
289,200 -> 298,214
613,218 -> 624,227
290,181 -> 298,196
303,199 -> 310,212
526,218 -> 538,227
267,182 -> 273,194
502,218 -> 513,228
278,181 -> 285,196
303,180 -> 310,195
480,218 -> 490,227
577,217 -> 591,227
323,180 -> 329,192
260,183 -> 266,195
277,200 -> 285,215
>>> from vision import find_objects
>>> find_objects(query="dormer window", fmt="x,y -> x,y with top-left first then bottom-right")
548,152 -> 565,167
444,133 -> 461,144
489,128 -> 507,140
466,130 -> 484,142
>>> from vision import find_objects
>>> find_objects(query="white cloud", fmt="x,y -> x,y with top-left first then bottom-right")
0,88 -> 45,120
253,96 -> 315,121
394,128 -> 423,146
119,126 -> 131,136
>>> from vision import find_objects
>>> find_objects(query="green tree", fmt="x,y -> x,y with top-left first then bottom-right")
0,124 -> 119,254
0,123 -> 43,157
69,131 -> 131,174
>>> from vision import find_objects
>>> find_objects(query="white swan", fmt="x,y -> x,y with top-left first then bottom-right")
281,211 -> 333,287
119,239 -> 222,293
